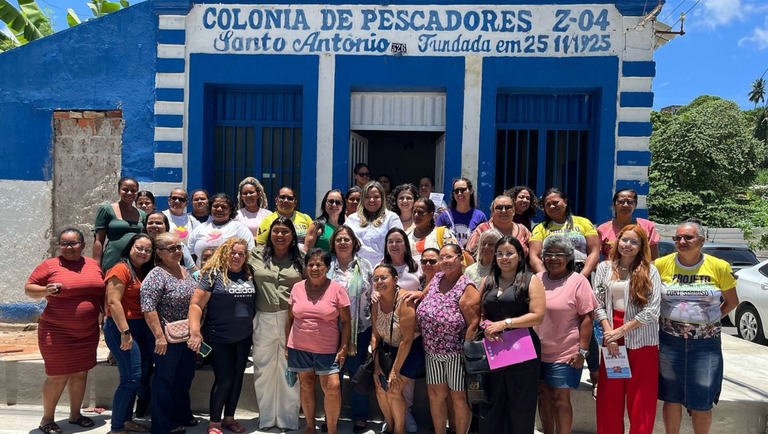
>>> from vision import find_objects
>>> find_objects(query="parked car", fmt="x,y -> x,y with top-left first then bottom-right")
728,260 -> 768,344
657,241 -> 759,274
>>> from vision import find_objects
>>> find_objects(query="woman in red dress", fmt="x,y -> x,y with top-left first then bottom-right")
25,228 -> 106,434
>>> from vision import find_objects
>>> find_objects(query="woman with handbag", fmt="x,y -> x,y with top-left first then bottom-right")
140,232 -> 198,434
478,236 -> 546,433
188,238 -> 257,434
417,244 -> 481,434
371,264 -> 426,434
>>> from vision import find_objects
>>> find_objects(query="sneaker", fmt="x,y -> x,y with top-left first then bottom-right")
405,410 -> 418,433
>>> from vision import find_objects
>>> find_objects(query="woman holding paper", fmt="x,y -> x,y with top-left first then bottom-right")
479,236 -> 545,433
593,224 -> 662,434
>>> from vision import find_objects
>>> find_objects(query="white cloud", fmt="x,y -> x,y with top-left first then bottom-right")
739,18 -> 768,50
699,0 -> 744,28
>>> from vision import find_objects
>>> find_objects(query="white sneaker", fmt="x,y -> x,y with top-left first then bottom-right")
405,410 -> 418,433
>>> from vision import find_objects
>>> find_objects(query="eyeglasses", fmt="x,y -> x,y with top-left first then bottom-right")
672,234 -> 696,242
133,246 -> 153,254
59,241 -> 81,248
495,251 -> 517,259
334,237 -> 352,244
278,195 -> 295,201
372,275 -> 390,282
420,258 -> 438,265
159,245 -> 183,253
543,252 -> 569,259
616,199 -> 636,205
326,199 -> 343,206
170,196 -> 187,202
356,172 -> 370,177
494,205 -> 514,211
453,187 -> 469,195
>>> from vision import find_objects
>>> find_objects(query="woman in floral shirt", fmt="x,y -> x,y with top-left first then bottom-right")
141,232 -> 198,434
417,244 -> 481,434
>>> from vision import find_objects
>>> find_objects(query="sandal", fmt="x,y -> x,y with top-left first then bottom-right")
39,422 -> 62,434
208,429 -> 223,434
591,383 -> 598,400
222,421 -> 245,433
68,415 -> 95,428
125,420 -> 151,432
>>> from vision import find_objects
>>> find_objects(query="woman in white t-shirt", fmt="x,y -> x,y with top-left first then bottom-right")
188,193 -> 254,266
346,181 -> 404,267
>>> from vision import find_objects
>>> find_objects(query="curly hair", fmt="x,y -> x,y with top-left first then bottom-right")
200,238 -> 253,287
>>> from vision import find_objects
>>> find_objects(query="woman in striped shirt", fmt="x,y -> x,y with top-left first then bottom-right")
593,224 -> 662,434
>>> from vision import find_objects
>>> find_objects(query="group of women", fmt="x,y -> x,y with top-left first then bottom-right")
26,172 -> 738,434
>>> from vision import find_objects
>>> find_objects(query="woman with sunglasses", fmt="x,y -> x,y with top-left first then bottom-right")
188,193 -> 254,266
466,195 -> 530,258
104,234 -> 155,434
352,163 -> 371,189
26,228 -> 106,434
162,188 -> 199,247
389,183 -> 419,234
234,177 -> 271,237
140,232 -> 198,434
597,189 -> 660,261
304,189 -> 346,252
655,218 -> 738,434
328,226 -> 374,433
408,198 -> 457,260
435,178 -> 487,248
256,186 -> 313,247
593,225 -> 661,434
94,177 -> 146,271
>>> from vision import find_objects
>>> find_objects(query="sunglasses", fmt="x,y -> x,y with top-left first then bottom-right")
159,245 -> 183,253
170,196 -> 187,202
453,187 -> 469,195
356,172 -> 370,177
326,199 -> 343,206
672,234 -> 696,242
616,199 -> 636,205
420,258 -> 438,265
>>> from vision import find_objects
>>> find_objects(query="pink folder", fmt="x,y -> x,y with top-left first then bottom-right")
484,328 -> 537,370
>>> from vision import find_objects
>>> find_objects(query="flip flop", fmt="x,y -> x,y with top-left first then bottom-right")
39,422 -> 62,434
68,415 -> 94,428
208,429 -> 223,434
222,421 -> 245,433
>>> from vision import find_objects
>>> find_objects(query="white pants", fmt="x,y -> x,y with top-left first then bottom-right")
252,310 -> 300,430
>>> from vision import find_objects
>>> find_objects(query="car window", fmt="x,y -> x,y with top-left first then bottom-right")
658,241 -> 676,257
760,264 -> 768,278
703,248 -> 759,267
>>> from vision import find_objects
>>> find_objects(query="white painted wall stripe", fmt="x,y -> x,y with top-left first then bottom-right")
462,56 -> 483,191
615,165 -> 649,181
154,152 -> 184,168
152,182 -> 184,195
157,44 -> 186,59
156,73 -> 186,89
316,53 -> 335,215
618,77 -> 653,92
158,15 -> 186,30
154,101 -> 185,115
618,107 -> 651,122
636,195 -> 647,209
154,127 -> 184,141
617,137 -> 650,151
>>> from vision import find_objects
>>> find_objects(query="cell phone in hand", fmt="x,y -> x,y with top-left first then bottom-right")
199,342 -> 212,357
379,374 -> 389,391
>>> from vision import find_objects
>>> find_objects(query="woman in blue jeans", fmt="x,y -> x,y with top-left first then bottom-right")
104,234 -> 155,433
327,226 -> 374,433
141,233 -> 198,434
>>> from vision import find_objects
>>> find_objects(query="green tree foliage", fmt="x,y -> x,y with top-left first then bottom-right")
649,96 -> 766,226
0,0 -> 53,51
749,78 -> 766,108
66,0 -> 129,27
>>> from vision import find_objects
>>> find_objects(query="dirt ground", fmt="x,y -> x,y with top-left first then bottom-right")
0,324 -> 108,360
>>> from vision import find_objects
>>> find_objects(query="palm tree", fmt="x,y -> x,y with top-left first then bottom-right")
749,78 -> 766,108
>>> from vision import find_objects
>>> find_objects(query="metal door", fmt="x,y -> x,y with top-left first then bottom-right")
349,132 -> 368,186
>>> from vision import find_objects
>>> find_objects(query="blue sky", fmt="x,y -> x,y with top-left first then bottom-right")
8,0 -> 768,111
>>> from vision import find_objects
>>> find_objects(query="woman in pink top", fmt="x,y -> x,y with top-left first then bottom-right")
535,235 -> 598,434
597,189 -> 660,260
286,248 -> 351,434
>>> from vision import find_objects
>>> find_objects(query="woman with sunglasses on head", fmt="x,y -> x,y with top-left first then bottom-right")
188,238 -> 257,434
345,187 -> 363,217
304,189 -> 346,253
188,193 -> 254,266
479,236 -> 546,434
435,178 -> 487,248
535,235 -> 598,434
408,198 -> 458,261
104,234 -> 155,434
234,177 -> 271,237
347,181 -> 405,267
465,229 -> 503,287
256,186 -> 313,247
248,217 -> 306,431
655,218 -> 738,434
190,190 -> 211,224
466,195 -> 530,258
327,226 -> 374,433
597,189 -> 660,261
593,225 -> 661,434
389,183 -> 419,234
140,232 -> 198,434
504,186 -> 538,231
94,176 -> 146,271
26,228 -> 106,434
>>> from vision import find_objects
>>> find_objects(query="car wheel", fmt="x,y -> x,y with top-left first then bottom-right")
737,306 -> 766,344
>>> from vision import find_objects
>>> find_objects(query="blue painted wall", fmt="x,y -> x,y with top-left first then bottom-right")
0,1 -> 158,182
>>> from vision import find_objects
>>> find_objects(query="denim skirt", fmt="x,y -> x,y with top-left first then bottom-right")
658,331 -> 723,411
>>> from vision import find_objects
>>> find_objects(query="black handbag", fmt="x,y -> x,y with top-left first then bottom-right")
350,351 -> 376,394
463,330 -> 490,375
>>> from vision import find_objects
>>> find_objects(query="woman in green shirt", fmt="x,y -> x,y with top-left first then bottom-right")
93,177 -> 146,271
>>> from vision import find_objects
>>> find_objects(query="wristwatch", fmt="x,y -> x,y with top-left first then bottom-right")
504,318 -> 513,329
577,348 -> 589,358
122,329 -> 131,336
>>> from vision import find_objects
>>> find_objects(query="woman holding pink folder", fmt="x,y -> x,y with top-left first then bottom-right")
479,236 -> 546,433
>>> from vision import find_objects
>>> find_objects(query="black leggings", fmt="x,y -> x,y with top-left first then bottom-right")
209,336 -> 252,422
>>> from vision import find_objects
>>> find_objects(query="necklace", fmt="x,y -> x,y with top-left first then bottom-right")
618,266 -> 629,271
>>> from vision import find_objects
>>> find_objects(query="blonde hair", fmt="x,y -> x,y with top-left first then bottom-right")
357,181 -> 388,227
199,238 -> 253,287
238,177 -> 269,211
